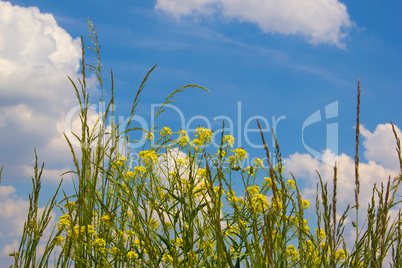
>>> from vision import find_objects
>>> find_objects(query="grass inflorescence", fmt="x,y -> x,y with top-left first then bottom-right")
4,21 -> 402,268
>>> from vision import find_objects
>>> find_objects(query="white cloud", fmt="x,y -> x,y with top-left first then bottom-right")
0,185 -> 57,264
1,239 -> 19,258
155,0 -> 353,48
0,185 -> 29,238
284,123 -> 402,259
361,123 -> 402,171
0,3 -> 83,261
0,1 -> 82,183
285,123 -> 401,209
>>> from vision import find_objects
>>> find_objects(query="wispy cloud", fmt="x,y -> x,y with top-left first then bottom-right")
155,0 -> 354,48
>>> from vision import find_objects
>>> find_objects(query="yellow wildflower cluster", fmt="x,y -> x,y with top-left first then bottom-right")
114,156 -> 127,168
160,126 -> 172,137
223,135 -> 235,147
244,165 -> 255,175
286,179 -> 296,190
92,238 -> 106,247
263,176 -> 277,189
148,218 -> 160,230
246,185 -> 260,196
162,254 -> 173,264
192,127 -> 213,149
315,228 -> 326,240
126,166 -> 146,178
145,132 -> 154,140
253,193 -> 270,213
286,245 -> 299,262
55,235 -> 65,246
227,190 -> 244,206
177,129 -> 190,147
127,251 -> 138,259
57,214 -> 71,230
139,150 -> 158,166
253,158 -> 264,168
228,147 -> 247,166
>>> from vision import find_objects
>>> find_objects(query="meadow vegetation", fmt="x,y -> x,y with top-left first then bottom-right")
4,20 -> 402,268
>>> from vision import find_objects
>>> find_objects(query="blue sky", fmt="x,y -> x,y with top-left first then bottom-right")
0,0 -> 401,264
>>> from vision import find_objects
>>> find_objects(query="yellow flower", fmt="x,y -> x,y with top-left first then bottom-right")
202,239 -> 215,251
273,164 -> 284,173
114,160 -> 123,167
245,166 -> 255,175
238,220 -> 249,231
101,215 -> 110,222
223,135 -> 235,147
177,135 -> 190,147
175,238 -> 184,248
134,239 -> 142,247
98,247 -> 108,254
196,168 -> 207,179
335,249 -> 346,260
253,194 -> 269,212
160,127 -> 172,137
64,201 -> 75,209
55,236 -> 64,246
126,230 -> 135,237
101,215 -> 112,227
301,199 -> 310,209
111,246 -> 119,256
253,158 -> 263,168
286,245 -> 299,261
134,166 -> 146,176
92,238 -> 106,247
246,185 -> 260,196
118,156 -> 128,162
228,148 -> 247,165
187,250 -> 197,262
301,219 -> 309,231
286,179 -> 296,190
271,196 -> 283,210
149,219 -> 159,230
305,240 -> 314,251
192,127 -> 213,148
178,129 -> 187,136
263,177 -> 276,188
214,186 -> 225,196
127,251 -> 138,259
162,254 -> 173,264
176,158 -> 187,167
139,150 -> 158,166
57,214 -> 71,230
145,132 -> 154,140
315,228 -> 326,240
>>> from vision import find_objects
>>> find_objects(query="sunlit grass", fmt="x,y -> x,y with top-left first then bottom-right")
5,20 -> 402,268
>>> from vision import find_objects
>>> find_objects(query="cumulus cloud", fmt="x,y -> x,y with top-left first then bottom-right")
361,123 -> 402,171
284,123 -> 402,256
0,185 -> 57,263
0,1 -> 82,183
155,0 -> 353,48
285,123 -> 401,208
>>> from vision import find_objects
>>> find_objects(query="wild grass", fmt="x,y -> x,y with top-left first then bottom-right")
4,21 -> 402,268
